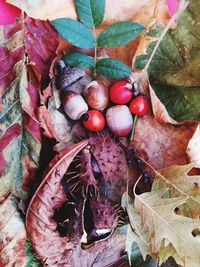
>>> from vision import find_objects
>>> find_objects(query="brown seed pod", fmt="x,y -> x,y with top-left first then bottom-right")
62,91 -> 88,120
85,80 -> 109,110
56,60 -> 85,91
106,105 -> 133,136
26,134 -> 129,266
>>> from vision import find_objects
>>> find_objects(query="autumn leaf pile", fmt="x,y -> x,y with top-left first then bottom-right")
1,0 -> 200,266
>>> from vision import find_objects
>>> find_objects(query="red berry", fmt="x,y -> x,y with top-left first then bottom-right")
129,96 -> 149,115
110,81 -> 133,104
82,110 -> 105,132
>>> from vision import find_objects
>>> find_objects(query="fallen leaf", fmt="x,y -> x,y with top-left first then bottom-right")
7,0 -> 77,21
0,19 -> 41,198
0,195 -> 41,266
24,16 -> 60,88
7,0 -> 169,27
134,0 -> 200,121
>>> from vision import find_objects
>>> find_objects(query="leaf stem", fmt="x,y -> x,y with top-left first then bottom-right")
93,27 -> 97,79
130,115 -> 138,141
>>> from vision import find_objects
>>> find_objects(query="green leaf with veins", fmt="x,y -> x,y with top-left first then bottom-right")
75,0 -> 105,28
63,52 -> 94,68
51,18 -> 95,49
96,58 -> 132,78
97,21 -> 144,48
134,0 -> 200,121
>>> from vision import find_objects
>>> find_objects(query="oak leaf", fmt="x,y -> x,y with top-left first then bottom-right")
134,188 -> 200,266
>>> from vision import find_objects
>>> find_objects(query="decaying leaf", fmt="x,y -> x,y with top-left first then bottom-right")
0,19 -> 41,199
0,195 -> 41,266
131,73 -> 199,169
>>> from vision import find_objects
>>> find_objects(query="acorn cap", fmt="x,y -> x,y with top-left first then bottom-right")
56,60 -> 85,91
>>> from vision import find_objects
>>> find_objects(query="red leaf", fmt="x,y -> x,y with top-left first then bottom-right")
0,124 -> 21,175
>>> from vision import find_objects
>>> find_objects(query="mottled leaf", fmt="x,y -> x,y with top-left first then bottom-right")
134,0 -> 200,121
0,20 -> 41,199
0,195 -> 36,266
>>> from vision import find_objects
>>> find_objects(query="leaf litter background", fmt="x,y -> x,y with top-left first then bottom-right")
1,0 -> 200,266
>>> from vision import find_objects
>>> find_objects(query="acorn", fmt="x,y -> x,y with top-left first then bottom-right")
56,60 -> 85,91
85,81 -> 109,110
106,105 -> 133,137
62,91 -> 88,120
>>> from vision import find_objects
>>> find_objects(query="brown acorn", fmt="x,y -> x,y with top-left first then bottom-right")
56,60 -> 85,91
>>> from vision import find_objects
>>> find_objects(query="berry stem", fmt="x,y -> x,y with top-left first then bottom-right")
130,115 -> 138,141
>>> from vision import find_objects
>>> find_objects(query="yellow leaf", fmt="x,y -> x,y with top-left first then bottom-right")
153,164 -> 200,219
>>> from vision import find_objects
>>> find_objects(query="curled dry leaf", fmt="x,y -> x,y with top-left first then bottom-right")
131,73 -> 199,169
0,19 -> 41,198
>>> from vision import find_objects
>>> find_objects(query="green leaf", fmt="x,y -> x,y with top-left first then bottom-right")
97,21 -> 144,47
51,18 -> 95,49
75,0 -> 105,28
134,0 -> 200,121
96,58 -> 132,78
25,240 -> 42,267
152,83 -> 200,121
63,52 -> 94,68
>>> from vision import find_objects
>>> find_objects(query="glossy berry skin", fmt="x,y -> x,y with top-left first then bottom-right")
0,0 -> 21,25
82,110 -> 105,132
129,96 -> 148,115
110,81 -> 133,104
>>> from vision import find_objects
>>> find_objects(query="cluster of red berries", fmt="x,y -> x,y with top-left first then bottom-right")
62,80 -> 149,137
